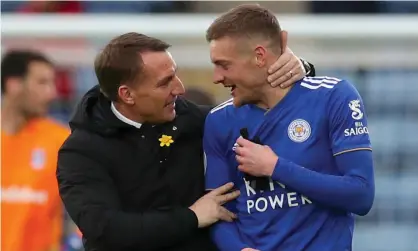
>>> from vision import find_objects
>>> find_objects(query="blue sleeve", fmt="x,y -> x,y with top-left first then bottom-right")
271,80 -> 375,216
203,112 -> 247,250
204,113 -> 234,190
328,80 -> 372,155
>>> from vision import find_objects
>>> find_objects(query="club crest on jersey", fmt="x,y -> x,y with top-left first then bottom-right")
288,119 -> 311,143
31,148 -> 46,170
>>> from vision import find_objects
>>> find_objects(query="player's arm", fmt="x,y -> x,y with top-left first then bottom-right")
204,112 -> 247,251
271,80 -> 374,215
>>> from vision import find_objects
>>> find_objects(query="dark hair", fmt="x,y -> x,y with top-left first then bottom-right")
1,50 -> 53,94
94,32 -> 171,101
206,4 -> 282,49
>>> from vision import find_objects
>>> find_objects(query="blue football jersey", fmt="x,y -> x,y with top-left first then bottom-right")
204,77 -> 372,251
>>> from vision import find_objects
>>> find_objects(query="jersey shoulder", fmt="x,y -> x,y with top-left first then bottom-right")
43,117 -> 70,135
299,76 -> 356,100
300,76 -> 344,92
205,99 -> 234,135
207,98 -> 254,124
207,98 -> 235,122
205,98 -> 253,139
209,98 -> 234,114
34,117 -> 70,143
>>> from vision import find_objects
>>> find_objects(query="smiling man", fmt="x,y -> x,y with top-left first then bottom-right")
203,4 -> 375,251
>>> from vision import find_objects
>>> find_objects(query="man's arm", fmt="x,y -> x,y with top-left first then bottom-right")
272,150 -> 374,216
272,80 -> 374,215
235,80 -> 374,216
57,149 -> 198,250
204,112 -> 247,251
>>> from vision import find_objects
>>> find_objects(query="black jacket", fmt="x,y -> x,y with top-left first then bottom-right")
57,86 -> 216,251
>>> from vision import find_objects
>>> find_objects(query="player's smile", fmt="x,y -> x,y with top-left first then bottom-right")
223,84 -> 237,96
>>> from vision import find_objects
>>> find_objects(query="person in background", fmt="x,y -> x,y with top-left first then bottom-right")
1,50 -> 70,251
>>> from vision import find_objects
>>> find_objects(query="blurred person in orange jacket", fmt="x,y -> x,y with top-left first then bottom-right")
1,50 -> 70,251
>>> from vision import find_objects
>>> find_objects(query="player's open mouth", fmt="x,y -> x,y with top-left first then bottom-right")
224,85 -> 236,95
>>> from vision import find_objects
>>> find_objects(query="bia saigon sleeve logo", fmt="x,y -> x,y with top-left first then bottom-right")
344,99 -> 369,137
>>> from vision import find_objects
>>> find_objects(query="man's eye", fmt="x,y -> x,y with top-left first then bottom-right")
159,81 -> 169,87
217,64 -> 228,71
158,76 -> 174,87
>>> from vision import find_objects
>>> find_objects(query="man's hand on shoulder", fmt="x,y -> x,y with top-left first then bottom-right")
242,248 -> 260,251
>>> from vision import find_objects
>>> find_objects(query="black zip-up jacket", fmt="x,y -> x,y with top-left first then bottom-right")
56,86 -> 216,251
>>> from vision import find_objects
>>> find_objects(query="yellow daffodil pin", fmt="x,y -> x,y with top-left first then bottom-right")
159,134 -> 174,147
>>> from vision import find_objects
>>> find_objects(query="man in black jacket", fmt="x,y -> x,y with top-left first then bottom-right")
57,32 -> 315,251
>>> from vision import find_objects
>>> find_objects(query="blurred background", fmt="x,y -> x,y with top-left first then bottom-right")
1,1 -> 418,251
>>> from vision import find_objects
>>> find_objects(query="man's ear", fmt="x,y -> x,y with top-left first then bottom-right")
118,85 -> 135,105
254,45 -> 268,67
5,77 -> 23,96
280,30 -> 288,54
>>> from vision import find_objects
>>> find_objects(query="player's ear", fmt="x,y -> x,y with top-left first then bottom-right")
118,85 -> 135,105
254,45 -> 267,67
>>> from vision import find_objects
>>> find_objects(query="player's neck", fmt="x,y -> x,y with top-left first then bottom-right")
1,99 -> 30,135
258,84 -> 293,109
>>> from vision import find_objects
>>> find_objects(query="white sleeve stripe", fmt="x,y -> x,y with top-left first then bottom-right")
301,82 -> 335,89
303,78 -> 339,84
215,98 -> 233,108
210,101 -> 233,113
304,76 -> 341,81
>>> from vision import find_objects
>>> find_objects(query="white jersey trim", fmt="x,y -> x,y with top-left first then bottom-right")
301,76 -> 342,90
203,151 -> 207,175
210,98 -> 233,114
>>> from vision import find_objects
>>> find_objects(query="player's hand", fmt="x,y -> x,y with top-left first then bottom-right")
267,31 -> 306,89
234,137 -> 278,177
189,182 -> 240,228
242,248 -> 260,251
